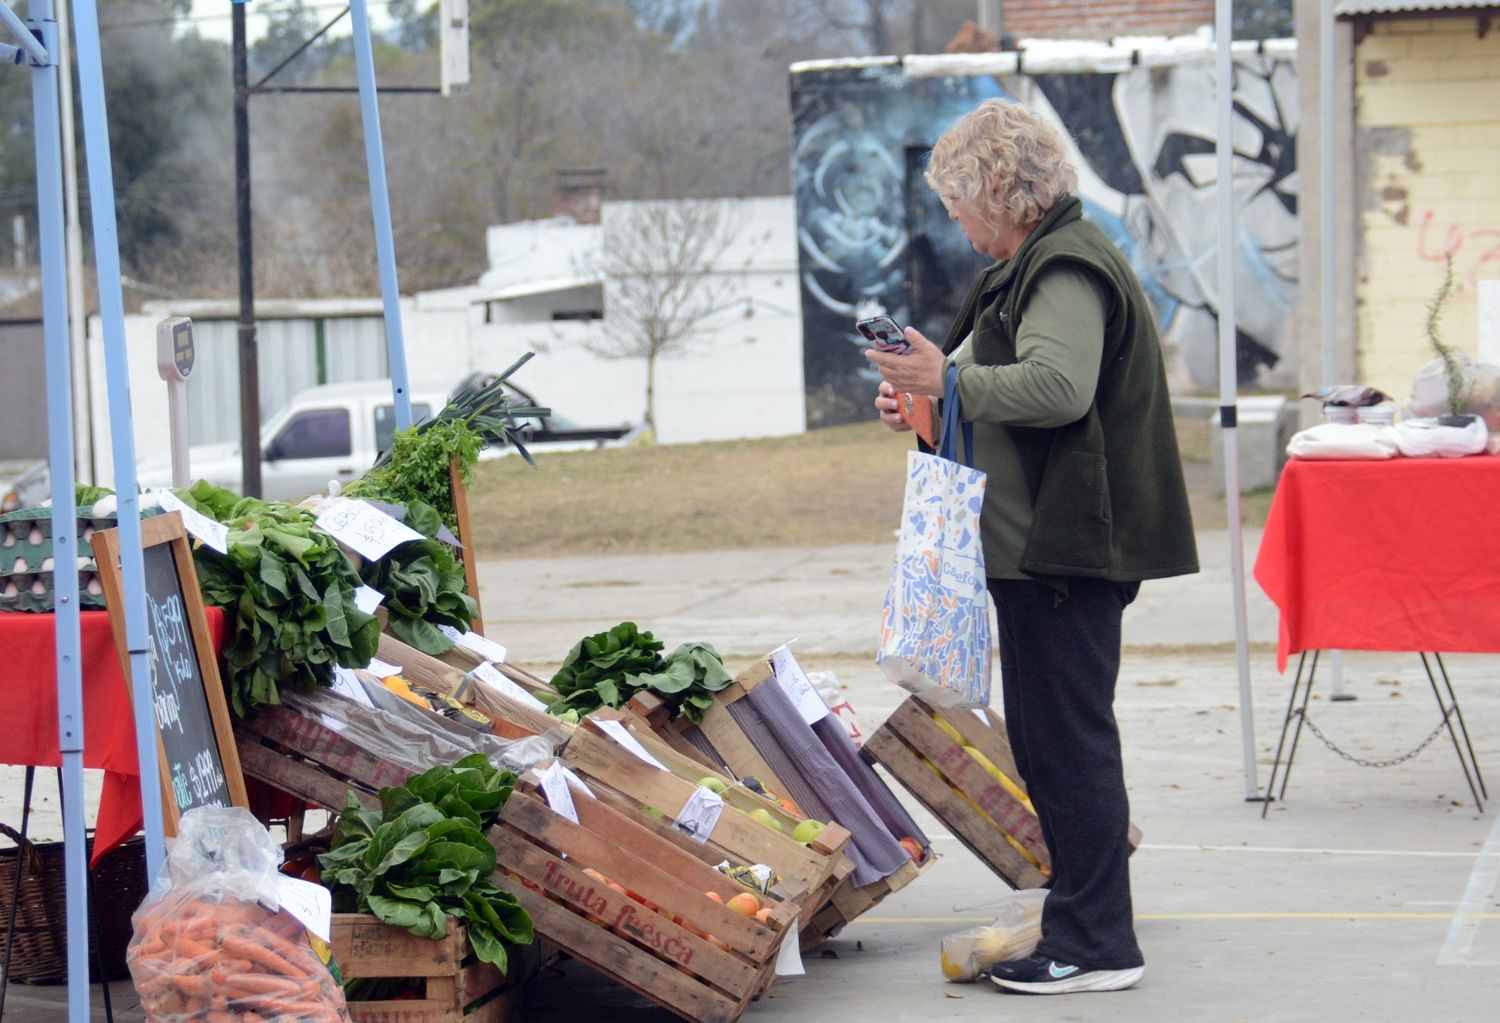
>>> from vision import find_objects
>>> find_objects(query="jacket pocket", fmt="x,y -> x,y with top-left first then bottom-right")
1020,450 -> 1112,572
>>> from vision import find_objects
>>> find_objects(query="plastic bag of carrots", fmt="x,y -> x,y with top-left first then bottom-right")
126,806 -> 350,1023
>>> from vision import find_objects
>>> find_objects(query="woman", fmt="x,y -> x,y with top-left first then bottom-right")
867,98 -> 1198,994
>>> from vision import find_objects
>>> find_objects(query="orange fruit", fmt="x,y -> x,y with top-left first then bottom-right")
726,892 -> 761,917
705,891 -> 724,904
754,907 -> 774,923
897,837 -> 924,864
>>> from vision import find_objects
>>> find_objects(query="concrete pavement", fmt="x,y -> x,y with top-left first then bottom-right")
9,527 -> 1499,1021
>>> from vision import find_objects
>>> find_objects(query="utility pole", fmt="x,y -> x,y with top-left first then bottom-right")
977,0 -> 1002,38
233,4 -> 262,498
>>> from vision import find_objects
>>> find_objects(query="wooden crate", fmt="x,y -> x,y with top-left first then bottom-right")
235,704 -> 415,812
491,778 -> 802,1023
622,660 -> 935,948
331,912 -> 534,1023
560,714 -> 851,929
863,692 -> 1142,891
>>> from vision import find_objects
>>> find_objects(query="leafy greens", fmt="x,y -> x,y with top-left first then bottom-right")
318,755 -> 533,973
548,622 -> 733,724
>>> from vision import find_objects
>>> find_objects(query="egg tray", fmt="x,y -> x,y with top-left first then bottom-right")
0,508 -> 114,613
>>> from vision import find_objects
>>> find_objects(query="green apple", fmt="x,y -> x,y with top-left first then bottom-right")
791,819 -> 826,846
697,776 -> 728,795
747,808 -> 782,833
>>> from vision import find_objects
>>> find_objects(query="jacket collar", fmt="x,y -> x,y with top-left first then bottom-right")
978,194 -> 1084,298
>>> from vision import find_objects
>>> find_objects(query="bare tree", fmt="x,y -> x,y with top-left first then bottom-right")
580,200 -> 748,432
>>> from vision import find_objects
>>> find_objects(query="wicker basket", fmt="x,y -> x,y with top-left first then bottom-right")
0,825 -> 148,984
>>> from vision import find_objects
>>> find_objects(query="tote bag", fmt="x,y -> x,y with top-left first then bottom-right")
877,367 -> 993,706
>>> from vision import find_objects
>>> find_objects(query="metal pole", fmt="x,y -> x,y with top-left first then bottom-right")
24,2 -> 88,1016
1214,1 -> 1260,802
349,0 -> 413,428
70,0 -> 167,878
1319,0 -> 1354,704
0,1 -> 45,62
56,0 -> 93,485
976,0 -> 1003,38
233,5 -> 262,498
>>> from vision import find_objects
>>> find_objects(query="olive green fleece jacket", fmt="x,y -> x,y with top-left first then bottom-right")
940,195 -> 1199,582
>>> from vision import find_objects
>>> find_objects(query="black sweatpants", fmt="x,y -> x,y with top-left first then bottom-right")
988,576 -> 1143,970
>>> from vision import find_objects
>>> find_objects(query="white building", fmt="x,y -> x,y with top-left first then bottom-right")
85,194 -> 806,487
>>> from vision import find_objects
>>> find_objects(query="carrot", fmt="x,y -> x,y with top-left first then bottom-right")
229,998 -> 329,1019
206,1011 -> 237,1023
220,973 -> 308,997
221,935 -> 308,978
169,973 -> 216,1000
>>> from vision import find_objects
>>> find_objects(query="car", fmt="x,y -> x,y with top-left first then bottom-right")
5,377 -> 645,509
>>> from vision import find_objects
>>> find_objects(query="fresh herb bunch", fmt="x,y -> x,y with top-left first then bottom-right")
177,480 -> 381,716
548,622 -> 734,724
360,498 -> 477,655
349,354 -> 550,530
318,755 -> 533,973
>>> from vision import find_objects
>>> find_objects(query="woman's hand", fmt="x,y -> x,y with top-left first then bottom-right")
874,380 -> 910,432
865,326 -> 946,398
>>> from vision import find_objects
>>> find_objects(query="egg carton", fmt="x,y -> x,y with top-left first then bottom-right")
0,508 -> 114,612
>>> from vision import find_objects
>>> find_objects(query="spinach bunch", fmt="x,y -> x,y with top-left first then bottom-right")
318,755 -> 533,972
358,499 -> 477,655
179,481 -> 381,716
549,622 -> 733,723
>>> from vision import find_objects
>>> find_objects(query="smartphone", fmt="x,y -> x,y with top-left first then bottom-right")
856,315 -> 912,354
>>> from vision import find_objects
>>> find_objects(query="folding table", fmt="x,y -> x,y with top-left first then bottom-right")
1254,456 -> 1498,814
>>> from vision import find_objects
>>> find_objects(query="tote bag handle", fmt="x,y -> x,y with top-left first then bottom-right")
938,365 -> 975,467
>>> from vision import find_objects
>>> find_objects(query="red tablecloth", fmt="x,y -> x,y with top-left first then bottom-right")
0,607 -> 225,863
1254,456 -> 1500,672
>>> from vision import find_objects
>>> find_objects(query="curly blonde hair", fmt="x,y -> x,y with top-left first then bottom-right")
924,99 -> 1078,230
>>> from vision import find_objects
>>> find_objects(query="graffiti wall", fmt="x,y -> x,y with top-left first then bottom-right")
790,48 -> 1299,428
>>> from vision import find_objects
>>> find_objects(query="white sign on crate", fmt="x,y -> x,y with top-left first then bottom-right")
769,642 -> 830,726
315,500 -> 423,561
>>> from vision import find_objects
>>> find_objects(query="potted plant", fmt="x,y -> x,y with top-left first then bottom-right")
1425,254 -> 1476,427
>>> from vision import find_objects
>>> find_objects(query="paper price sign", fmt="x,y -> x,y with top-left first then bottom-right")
472,662 -> 550,713
438,625 -> 509,665
595,719 -> 669,772
315,499 -> 423,561
539,762 -> 579,824
354,585 -> 386,615
674,786 -> 724,844
276,875 -> 333,942
155,492 -> 229,555
769,643 -> 830,726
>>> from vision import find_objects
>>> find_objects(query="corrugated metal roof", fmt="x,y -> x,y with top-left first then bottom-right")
1336,0 -> 1498,15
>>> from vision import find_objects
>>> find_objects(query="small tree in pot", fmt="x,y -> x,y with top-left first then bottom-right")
1425,254 -> 1475,426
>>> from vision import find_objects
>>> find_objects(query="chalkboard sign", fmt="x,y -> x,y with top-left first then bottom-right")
92,512 -> 247,833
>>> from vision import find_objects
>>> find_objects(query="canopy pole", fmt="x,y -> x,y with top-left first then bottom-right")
1214,0 -> 1261,802
71,0 -> 168,876
349,0 -> 413,428
24,2 -> 89,1016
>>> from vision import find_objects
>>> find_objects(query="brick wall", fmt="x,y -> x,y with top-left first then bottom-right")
1002,0 -> 1214,40
1353,15 -> 1500,402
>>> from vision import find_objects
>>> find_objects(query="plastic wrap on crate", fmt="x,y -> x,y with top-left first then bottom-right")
730,680 -> 915,886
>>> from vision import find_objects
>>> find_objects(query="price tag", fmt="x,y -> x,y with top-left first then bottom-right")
972,708 -> 991,727
560,765 -> 596,800
472,662 -> 550,713
354,585 -> 386,615
674,785 -> 724,844
775,921 -> 805,977
155,492 -> 229,555
315,499 -> 423,561
596,719 -> 669,772
330,667 -> 376,708
364,656 -> 403,679
768,643 -> 829,726
276,875 -> 333,942
438,625 -> 509,664
539,762 -> 579,824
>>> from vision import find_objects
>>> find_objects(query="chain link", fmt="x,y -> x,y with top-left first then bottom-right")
1294,708 -> 1452,769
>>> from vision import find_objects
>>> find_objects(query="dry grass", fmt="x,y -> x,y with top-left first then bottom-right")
467,418 -> 1273,559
